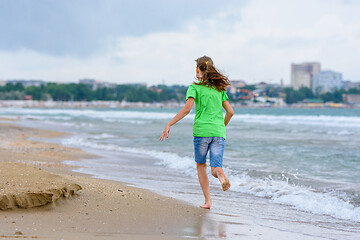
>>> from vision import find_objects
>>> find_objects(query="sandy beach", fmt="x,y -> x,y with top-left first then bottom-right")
0,121 -> 206,239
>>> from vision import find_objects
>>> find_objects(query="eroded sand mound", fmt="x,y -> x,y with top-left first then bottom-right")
0,162 -> 81,210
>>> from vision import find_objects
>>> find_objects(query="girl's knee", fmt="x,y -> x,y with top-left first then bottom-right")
197,163 -> 206,169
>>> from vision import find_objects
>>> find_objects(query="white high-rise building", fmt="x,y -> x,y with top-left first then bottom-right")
312,70 -> 342,94
291,62 -> 321,90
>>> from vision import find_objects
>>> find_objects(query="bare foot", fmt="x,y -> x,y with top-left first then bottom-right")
222,179 -> 230,191
200,202 -> 211,209
217,168 -> 230,191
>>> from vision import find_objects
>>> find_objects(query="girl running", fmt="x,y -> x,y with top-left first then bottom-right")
159,56 -> 234,209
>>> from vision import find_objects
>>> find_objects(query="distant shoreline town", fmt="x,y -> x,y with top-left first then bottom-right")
0,99 -> 359,109
1,61 -> 360,109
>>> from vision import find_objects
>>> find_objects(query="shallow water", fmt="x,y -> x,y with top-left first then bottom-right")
1,107 -> 360,239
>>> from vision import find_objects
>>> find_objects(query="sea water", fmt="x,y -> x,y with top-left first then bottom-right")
1,107 -> 359,239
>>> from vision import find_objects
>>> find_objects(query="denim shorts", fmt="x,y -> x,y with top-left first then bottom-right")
194,137 -> 225,168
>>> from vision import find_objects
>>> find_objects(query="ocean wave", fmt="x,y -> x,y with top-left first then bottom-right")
38,120 -> 94,128
89,133 -> 117,139
331,130 -> 353,136
61,135 -> 360,223
230,174 -> 360,222
0,108 -> 178,120
61,136 -> 196,176
231,114 -> 360,128
103,119 -> 148,124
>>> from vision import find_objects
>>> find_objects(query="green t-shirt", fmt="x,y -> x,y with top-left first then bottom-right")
186,84 -> 229,139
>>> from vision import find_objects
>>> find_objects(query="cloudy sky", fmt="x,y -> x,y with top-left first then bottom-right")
1,0 -> 359,85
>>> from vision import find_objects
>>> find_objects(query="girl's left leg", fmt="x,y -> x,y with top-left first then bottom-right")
197,163 -> 211,209
194,137 -> 212,208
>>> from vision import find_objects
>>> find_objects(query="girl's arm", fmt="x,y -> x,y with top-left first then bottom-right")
159,97 -> 195,141
222,100 -> 234,127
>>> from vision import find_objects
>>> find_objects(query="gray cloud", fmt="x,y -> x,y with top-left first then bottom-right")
0,0 -> 247,57
1,0 -> 359,84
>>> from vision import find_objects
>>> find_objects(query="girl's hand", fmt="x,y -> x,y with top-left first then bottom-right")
159,98 -> 194,142
159,125 -> 171,141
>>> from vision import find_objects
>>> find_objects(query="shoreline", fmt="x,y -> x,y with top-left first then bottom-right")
0,121 -> 206,239
0,100 -> 359,109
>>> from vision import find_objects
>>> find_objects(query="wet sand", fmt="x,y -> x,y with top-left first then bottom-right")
0,122 -> 206,239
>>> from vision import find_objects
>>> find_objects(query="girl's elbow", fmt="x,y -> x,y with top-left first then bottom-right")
183,106 -> 192,114
228,110 -> 234,116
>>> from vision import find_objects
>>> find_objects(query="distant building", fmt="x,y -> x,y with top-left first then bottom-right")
291,62 -> 321,90
229,80 -> 246,88
343,94 -> 360,104
228,80 -> 246,94
79,78 -> 117,90
6,79 -> 46,87
312,70 -> 342,94
0,80 -> 5,86
254,82 -> 268,91
255,96 -> 286,107
253,82 -> 283,97
342,80 -> 360,91
24,95 -> 33,100
79,78 -> 96,86
126,83 -> 147,87
150,87 -> 163,93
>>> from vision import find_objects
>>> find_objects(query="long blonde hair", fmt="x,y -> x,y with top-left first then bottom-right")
194,56 -> 230,92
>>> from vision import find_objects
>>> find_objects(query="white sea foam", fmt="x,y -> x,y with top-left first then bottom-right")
37,120 -> 94,128
61,135 -> 196,176
336,130 -> 353,135
231,114 -> 360,128
104,119 -> 147,124
43,121 -> 77,127
90,133 -> 117,139
229,174 -> 360,222
0,108 -> 178,120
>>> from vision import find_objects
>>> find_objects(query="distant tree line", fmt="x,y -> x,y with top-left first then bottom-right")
1,82 -> 359,104
0,82 -> 188,102
283,87 -> 360,104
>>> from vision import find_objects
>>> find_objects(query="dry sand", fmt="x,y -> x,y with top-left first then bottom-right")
0,123 -> 206,239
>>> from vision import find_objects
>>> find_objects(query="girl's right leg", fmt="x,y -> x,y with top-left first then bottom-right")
197,163 -> 211,209
211,167 -> 230,191
209,137 -> 230,191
